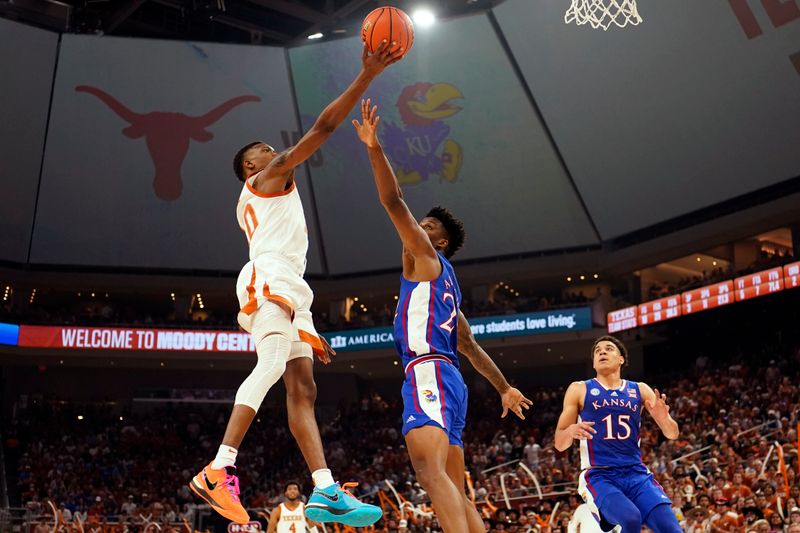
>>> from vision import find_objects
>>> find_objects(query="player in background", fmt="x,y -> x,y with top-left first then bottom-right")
188,42 -> 401,527
266,482 -> 322,533
555,335 -> 682,533
352,99 -> 532,533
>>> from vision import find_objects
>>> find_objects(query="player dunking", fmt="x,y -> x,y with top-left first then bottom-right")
352,100 -> 533,533
266,482 -> 321,533
555,336 -> 682,533
188,43 -> 401,527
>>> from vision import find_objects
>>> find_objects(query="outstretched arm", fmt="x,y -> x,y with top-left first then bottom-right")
640,383 -> 679,439
257,43 -> 402,189
554,382 -> 595,451
265,507 -> 280,533
353,100 -> 439,265
456,311 -> 532,419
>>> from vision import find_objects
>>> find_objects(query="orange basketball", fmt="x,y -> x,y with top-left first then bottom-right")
361,7 -> 414,59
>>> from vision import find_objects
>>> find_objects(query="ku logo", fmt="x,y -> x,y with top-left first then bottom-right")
383,82 -> 464,185
329,336 -> 347,349
421,389 -> 438,403
76,85 -> 261,201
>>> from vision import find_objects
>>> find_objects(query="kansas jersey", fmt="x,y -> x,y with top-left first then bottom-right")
578,379 -> 642,469
394,253 -> 462,370
236,174 -> 308,276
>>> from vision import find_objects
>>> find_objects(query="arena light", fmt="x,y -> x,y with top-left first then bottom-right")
307,32 -> 324,39
412,8 -> 436,27
29,289 -> 37,304
594,274 -> 599,279
77,415 -> 84,420
580,275 -> 585,280
567,277 -> 572,282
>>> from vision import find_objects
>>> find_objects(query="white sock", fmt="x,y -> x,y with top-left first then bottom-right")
312,468 -> 335,489
211,445 -> 238,470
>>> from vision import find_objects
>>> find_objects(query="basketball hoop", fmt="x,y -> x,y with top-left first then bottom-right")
565,0 -> 642,30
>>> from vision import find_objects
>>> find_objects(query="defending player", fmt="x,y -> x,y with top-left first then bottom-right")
352,100 -> 532,533
266,482 -> 322,533
188,43 -> 401,527
554,335 -> 682,533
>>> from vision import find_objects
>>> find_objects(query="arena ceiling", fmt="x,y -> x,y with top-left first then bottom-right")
0,0 -> 499,45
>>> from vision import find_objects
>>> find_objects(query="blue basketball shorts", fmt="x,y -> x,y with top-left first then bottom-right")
579,463 -> 673,523
400,356 -> 468,447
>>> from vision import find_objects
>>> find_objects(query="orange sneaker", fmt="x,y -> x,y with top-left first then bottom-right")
189,464 -> 249,524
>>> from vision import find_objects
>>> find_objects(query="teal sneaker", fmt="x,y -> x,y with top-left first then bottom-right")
304,482 -> 382,527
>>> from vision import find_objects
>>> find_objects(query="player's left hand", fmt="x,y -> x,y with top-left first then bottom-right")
317,335 -> 337,365
352,98 -> 380,148
500,387 -> 533,420
646,388 -> 671,420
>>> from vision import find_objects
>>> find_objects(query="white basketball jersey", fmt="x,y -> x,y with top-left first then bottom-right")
236,174 -> 308,276
277,502 -> 306,533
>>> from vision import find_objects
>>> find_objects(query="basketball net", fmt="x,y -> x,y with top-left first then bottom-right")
564,0 -> 642,30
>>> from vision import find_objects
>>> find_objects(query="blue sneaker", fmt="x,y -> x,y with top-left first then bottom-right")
304,482 -> 382,527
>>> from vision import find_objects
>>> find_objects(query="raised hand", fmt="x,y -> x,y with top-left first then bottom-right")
501,387 -> 534,420
566,421 -> 596,440
352,98 -> 380,148
361,40 -> 404,78
646,388 -> 671,421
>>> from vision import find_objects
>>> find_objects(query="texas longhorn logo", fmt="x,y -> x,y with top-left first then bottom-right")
76,86 -> 261,200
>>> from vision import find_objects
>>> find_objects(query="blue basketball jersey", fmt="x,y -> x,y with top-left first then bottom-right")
394,253 -> 462,370
579,379 -> 643,469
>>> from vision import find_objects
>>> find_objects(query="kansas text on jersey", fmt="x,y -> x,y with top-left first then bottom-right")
578,379 -> 642,469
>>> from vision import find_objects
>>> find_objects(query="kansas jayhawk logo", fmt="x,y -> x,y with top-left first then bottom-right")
422,389 -> 438,403
383,82 -> 464,185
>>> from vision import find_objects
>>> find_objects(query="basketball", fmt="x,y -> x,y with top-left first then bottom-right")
361,7 -> 414,58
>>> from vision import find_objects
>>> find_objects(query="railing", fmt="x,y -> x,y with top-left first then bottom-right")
18,503 -> 201,533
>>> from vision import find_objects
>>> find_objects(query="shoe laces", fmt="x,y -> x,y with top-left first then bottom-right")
339,482 -> 359,499
224,474 -> 241,503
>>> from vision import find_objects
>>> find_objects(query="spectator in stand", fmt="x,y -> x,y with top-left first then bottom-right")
8,335 -> 800,532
